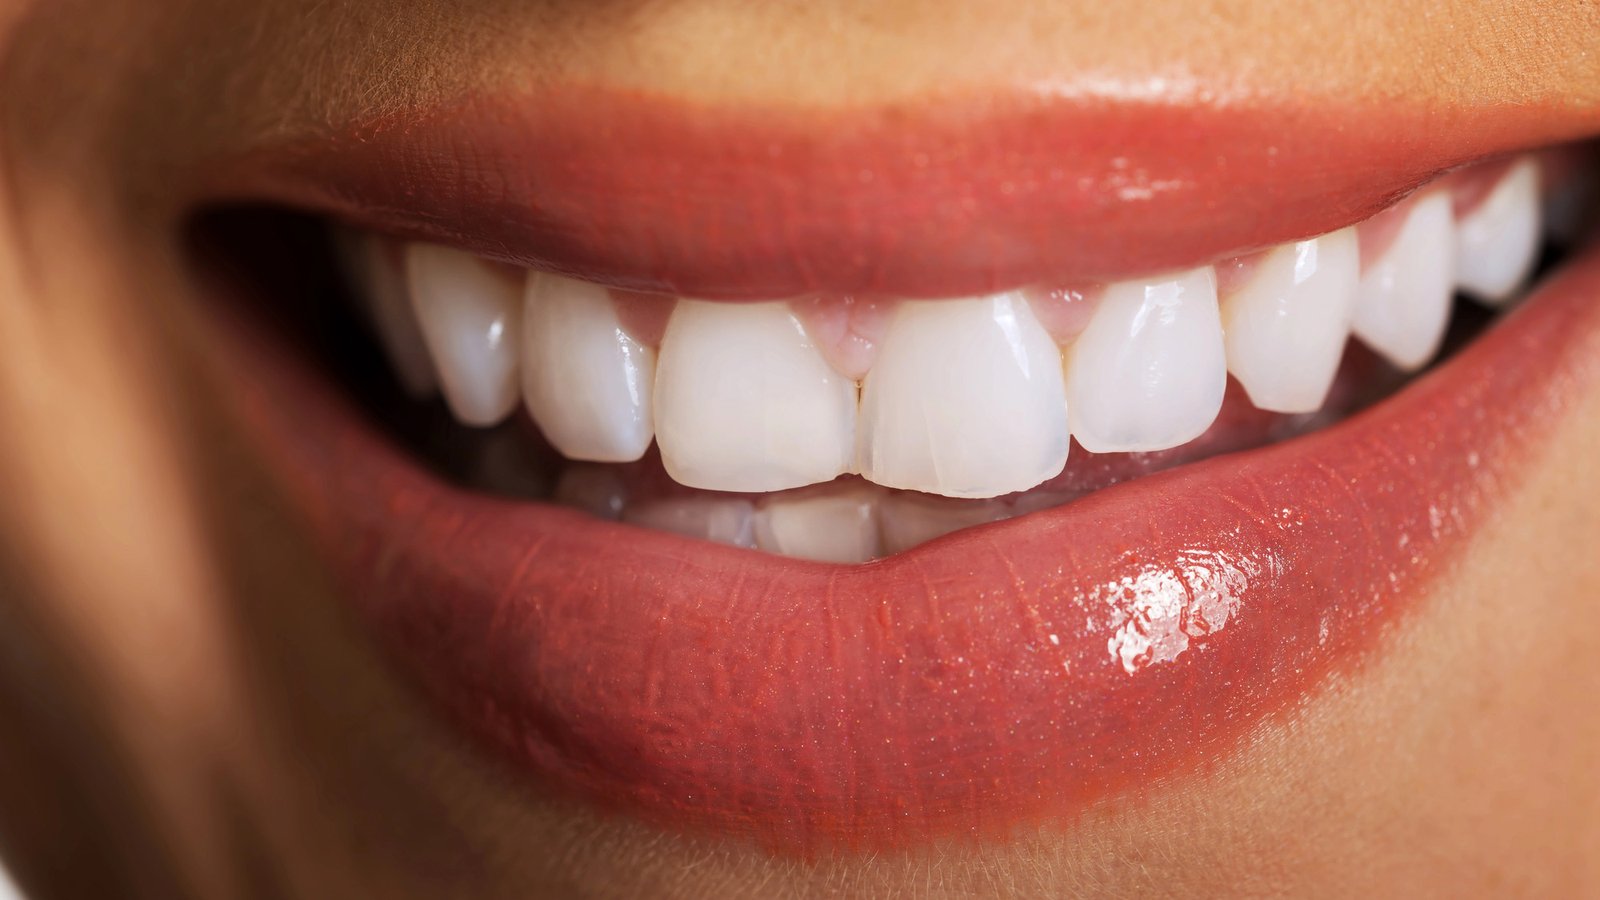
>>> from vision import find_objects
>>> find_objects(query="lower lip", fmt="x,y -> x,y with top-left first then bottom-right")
220,240 -> 1600,854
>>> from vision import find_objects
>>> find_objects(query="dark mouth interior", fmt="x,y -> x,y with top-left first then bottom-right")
188,185 -> 1576,555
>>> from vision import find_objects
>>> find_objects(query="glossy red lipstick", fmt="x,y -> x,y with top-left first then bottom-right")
217,222 -> 1600,852
211,89 -> 1600,299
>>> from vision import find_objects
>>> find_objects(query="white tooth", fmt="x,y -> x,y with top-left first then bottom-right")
1455,158 -> 1540,306
1067,267 -> 1226,453
1221,229 -> 1360,414
553,465 -> 627,520
336,233 -> 439,399
653,301 -> 856,493
522,274 -> 656,463
1352,192 -> 1456,371
878,493 -> 1007,555
624,498 -> 756,549
405,243 -> 524,426
858,293 -> 1069,499
754,485 -> 882,563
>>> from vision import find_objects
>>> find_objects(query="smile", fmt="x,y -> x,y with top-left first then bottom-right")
201,86 -> 1600,852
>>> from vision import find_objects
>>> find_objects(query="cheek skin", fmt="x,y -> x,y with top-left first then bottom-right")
0,0 -> 1598,897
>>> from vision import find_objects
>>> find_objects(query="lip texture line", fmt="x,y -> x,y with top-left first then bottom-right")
218,231 -> 1600,852
213,89 -> 1600,299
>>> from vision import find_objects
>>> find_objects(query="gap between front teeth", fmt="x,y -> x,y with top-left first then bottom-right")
339,154 -> 1550,507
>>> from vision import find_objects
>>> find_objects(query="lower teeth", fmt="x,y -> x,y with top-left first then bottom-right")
430,351 -> 1402,563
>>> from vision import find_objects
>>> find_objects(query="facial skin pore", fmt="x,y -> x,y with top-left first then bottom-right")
1,1 -> 1599,897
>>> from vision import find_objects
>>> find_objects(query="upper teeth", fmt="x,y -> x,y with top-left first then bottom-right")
342,157 -> 1547,501
654,300 -> 857,493
522,272 -> 657,463
1454,157 -> 1541,306
1351,191 -> 1459,371
1066,266 -> 1227,453
1221,228 -> 1361,414
859,293 -> 1070,497
403,243 -> 523,427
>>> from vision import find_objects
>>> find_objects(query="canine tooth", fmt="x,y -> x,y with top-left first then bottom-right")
1221,229 -> 1360,414
553,465 -> 627,520
405,244 -> 524,426
1455,158 -> 1540,305
754,485 -> 882,563
1352,192 -> 1455,371
858,293 -> 1069,499
624,498 -> 757,549
523,274 -> 656,463
338,234 -> 439,399
654,301 -> 856,492
878,493 -> 1007,554
1067,267 -> 1226,453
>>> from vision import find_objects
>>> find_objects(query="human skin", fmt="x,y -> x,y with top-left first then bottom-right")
0,1 -> 1599,897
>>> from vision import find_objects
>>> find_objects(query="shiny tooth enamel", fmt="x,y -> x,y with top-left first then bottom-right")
405,243 -> 525,426
339,234 -> 440,400
522,274 -> 656,463
1067,267 -> 1227,453
754,485 -> 883,563
1352,192 -> 1456,371
1455,158 -> 1541,306
858,293 -> 1069,499
878,492 -> 1008,555
1221,228 -> 1361,414
623,498 -> 757,549
653,300 -> 857,493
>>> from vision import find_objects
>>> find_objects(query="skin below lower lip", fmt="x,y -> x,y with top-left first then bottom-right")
215,233 -> 1600,854
208,88 -> 1600,298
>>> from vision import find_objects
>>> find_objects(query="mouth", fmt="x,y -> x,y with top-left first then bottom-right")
198,86 -> 1600,852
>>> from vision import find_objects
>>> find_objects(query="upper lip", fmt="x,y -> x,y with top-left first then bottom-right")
206,86 -> 1600,298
